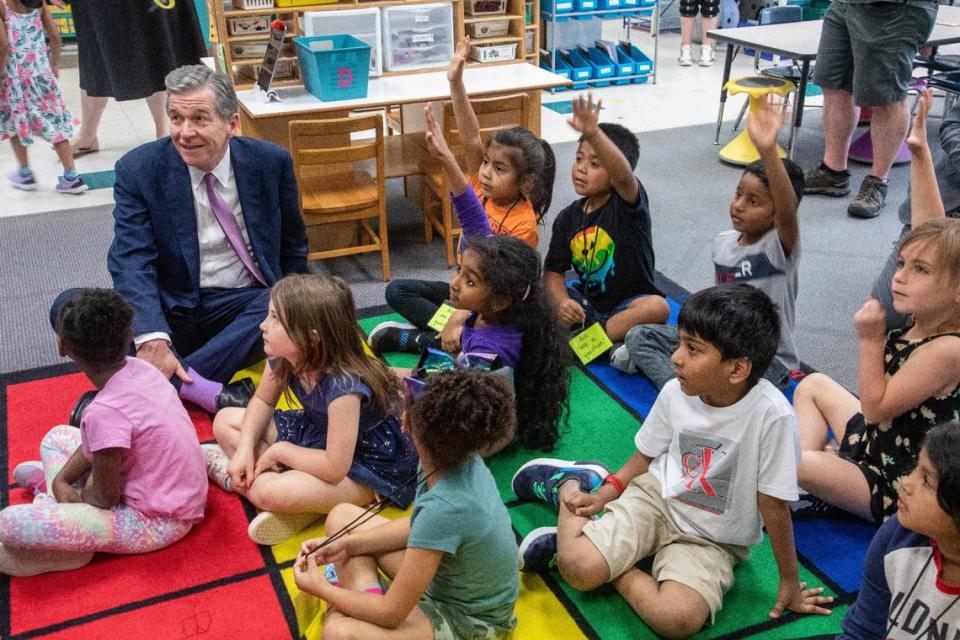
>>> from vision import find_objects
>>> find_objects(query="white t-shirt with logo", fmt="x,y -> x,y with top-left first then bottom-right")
635,378 -> 801,547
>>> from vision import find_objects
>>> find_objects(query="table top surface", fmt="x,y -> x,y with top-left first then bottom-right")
707,4 -> 960,57
238,63 -> 571,118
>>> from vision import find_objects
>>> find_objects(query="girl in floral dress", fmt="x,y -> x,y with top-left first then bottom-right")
0,0 -> 86,194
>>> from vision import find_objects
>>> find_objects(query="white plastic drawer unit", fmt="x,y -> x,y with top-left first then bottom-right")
302,8 -> 383,76
381,2 -> 454,72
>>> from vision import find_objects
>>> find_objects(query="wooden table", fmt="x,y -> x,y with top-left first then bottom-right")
707,5 -> 960,159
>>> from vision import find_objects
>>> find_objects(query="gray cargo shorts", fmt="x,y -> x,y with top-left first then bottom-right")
813,0 -> 936,106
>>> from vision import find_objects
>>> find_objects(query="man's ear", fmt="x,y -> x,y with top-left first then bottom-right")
227,112 -> 241,137
728,356 -> 753,386
58,337 -> 68,359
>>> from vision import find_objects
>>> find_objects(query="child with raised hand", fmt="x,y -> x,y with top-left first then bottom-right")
839,422 -> 960,637
617,95 -> 804,387
205,274 -> 417,545
512,284 -> 832,636
0,289 -> 206,576
371,36 -> 556,355
0,0 -> 86,193
793,215 -> 960,523
544,94 -> 669,343
293,369 -> 519,640
793,98 -> 960,523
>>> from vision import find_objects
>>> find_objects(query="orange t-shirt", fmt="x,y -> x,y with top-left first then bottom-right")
468,174 -> 539,249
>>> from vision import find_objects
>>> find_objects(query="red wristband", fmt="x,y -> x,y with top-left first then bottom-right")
603,473 -> 625,495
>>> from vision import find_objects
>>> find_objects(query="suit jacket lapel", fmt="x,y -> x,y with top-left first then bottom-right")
163,142 -> 201,290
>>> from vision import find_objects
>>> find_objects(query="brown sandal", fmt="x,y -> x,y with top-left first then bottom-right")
70,138 -> 99,158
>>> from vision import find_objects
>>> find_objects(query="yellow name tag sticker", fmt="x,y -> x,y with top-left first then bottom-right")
569,322 -> 614,365
427,303 -> 457,332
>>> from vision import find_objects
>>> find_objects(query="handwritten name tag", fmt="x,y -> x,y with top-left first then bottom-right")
569,322 -> 613,365
427,303 -> 457,332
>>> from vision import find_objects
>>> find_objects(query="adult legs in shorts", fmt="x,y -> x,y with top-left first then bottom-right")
792,373 -> 873,520
678,0 -> 719,65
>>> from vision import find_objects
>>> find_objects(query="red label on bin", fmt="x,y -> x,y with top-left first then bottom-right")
338,68 -> 352,88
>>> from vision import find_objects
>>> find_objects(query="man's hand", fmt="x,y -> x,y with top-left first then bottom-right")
768,580 -> 833,619
853,298 -> 887,343
447,36 -> 470,83
558,298 -> 587,327
137,339 -> 191,383
906,87 -> 934,154
746,94 -> 787,154
567,93 -> 602,138
52,478 -> 82,504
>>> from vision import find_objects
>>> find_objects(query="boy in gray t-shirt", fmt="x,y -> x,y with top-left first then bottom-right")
615,97 -> 804,387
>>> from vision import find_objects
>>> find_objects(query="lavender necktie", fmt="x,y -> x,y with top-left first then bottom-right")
203,172 -> 267,287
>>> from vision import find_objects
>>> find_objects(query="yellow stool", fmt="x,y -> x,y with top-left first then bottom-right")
719,76 -> 796,166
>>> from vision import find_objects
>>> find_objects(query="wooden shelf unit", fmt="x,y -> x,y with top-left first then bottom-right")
207,0 -> 542,90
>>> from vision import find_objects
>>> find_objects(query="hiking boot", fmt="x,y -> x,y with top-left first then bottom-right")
803,164 -> 850,197
368,321 -> 429,354
248,510 -> 321,545
512,458 -> 609,511
56,174 -> 88,195
202,443 -> 232,492
8,169 -> 37,191
518,526 -> 558,573
609,344 -> 637,374
698,45 -> 715,66
12,461 -> 45,495
847,175 -> 888,219
678,45 -> 694,66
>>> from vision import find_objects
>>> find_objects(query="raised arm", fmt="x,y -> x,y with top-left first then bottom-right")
568,93 -> 638,204
747,95 -> 798,256
906,88 -> 945,227
447,37 -> 484,174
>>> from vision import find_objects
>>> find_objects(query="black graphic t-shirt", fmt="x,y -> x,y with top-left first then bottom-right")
544,180 -> 658,312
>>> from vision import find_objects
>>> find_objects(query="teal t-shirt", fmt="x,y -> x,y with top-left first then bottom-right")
407,454 -> 519,629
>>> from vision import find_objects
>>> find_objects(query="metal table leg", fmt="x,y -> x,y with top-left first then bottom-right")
787,58 -> 811,160
715,42 -> 735,145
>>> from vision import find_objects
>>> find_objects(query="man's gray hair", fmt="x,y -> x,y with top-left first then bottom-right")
164,65 -> 238,121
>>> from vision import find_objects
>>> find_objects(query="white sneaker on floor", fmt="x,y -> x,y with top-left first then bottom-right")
609,344 -> 637,374
698,45 -> 715,66
678,45 -> 694,66
247,510 -> 321,546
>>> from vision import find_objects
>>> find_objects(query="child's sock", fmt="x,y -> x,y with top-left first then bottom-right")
19,167 -> 33,177
359,583 -> 385,595
63,168 -> 79,180
177,368 -> 223,414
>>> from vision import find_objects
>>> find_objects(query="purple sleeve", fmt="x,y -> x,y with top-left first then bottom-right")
451,188 -> 492,239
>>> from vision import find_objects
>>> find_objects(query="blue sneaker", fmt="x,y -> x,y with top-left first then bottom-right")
512,458 -> 609,510
368,321 -> 428,354
518,526 -> 558,573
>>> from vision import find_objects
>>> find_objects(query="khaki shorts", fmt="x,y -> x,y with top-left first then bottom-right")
418,594 -> 516,640
581,473 -> 749,622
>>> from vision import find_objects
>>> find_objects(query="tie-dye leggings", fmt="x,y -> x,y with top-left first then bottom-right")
0,426 -> 194,558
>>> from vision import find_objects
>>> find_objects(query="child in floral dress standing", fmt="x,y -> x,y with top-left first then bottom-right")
0,0 -> 86,193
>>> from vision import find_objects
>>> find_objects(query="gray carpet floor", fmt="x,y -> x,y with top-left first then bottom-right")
0,110 -> 920,391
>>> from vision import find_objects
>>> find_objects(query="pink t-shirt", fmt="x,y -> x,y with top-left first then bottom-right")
80,357 -> 207,521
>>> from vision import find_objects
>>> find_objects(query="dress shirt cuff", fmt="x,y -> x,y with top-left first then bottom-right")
134,332 -> 171,349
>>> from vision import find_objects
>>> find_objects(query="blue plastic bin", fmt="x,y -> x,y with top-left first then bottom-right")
542,58 -> 572,91
598,0 -> 622,10
578,45 -> 614,87
558,48 -> 591,89
618,42 -> 652,84
574,0 -> 597,18
294,35 -> 371,102
612,47 -> 635,85
541,0 -> 574,20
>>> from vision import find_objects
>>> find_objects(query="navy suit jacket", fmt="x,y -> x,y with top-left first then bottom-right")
107,136 -> 308,337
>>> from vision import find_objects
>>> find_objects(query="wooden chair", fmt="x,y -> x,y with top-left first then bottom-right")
418,93 -> 530,267
289,114 -> 390,281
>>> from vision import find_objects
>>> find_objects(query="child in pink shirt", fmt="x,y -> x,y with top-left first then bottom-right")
0,289 -> 207,575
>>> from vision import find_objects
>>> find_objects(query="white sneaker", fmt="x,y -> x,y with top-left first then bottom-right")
609,344 -> 637,374
678,45 -> 694,66
698,45 -> 715,66
247,510 -> 321,546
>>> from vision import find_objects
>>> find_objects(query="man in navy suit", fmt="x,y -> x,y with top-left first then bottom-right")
102,64 -> 307,413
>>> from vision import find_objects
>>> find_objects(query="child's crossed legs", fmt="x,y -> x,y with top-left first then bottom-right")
557,473 -> 746,638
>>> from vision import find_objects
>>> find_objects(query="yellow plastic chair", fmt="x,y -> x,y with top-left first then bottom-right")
719,76 -> 795,166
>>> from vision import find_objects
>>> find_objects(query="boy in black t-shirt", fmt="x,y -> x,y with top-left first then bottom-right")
544,95 -> 669,341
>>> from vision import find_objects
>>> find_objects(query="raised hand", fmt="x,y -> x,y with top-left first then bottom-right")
448,36 -> 471,83
768,580 -> 833,619
853,298 -> 887,343
567,93 -> 602,138
423,103 -> 454,161
747,94 -> 787,153
906,87 -> 934,154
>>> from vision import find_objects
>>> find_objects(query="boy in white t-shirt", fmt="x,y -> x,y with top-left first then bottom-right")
512,284 -> 833,636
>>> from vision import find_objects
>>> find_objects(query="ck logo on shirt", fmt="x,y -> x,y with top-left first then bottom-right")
673,432 -> 737,515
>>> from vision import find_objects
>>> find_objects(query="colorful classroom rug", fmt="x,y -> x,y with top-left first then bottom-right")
0,303 -> 875,639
